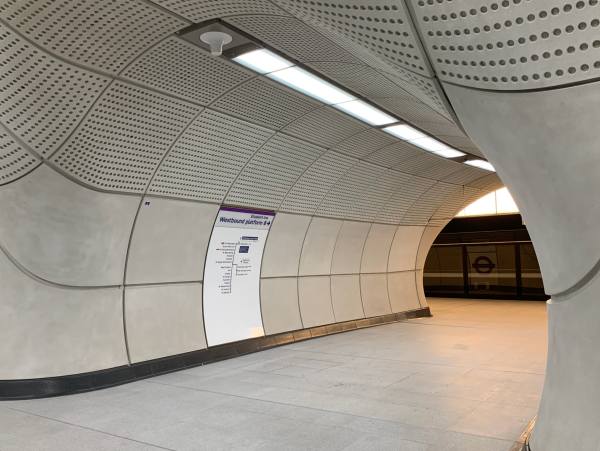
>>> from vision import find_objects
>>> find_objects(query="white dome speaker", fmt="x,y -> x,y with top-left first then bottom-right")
199,31 -> 233,56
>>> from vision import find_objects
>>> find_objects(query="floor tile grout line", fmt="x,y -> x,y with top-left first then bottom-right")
3,406 -> 176,451
141,378 -> 522,445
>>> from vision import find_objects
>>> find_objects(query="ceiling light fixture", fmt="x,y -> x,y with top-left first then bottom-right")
383,124 -> 465,158
232,48 -> 293,74
267,66 -> 355,105
334,99 -> 396,126
231,47 -> 473,160
465,159 -> 496,172
383,124 -> 425,141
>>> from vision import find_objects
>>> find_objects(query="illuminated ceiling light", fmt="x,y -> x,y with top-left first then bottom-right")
232,48 -> 293,74
383,124 -> 425,141
334,99 -> 397,126
465,159 -> 496,172
410,137 -> 466,158
231,48 -> 474,159
267,66 -> 355,104
384,124 -> 465,158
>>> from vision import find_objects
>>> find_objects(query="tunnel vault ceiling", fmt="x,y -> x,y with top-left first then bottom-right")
0,0 -> 513,381
2,2 -> 600,450
0,0 -> 502,221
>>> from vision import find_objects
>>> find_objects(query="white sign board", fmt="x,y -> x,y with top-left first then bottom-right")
203,207 -> 275,346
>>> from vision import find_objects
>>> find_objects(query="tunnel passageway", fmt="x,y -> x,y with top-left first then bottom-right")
0,298 -> 546,451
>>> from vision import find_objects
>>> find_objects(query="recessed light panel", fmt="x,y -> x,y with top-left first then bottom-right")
465,159 -> 496,172
231,48 -> 474,159
267,66 -> 355,105
384,125 -> 465,158
232,48 -> 293,74
383,124 -> 425,141
334,100 -> 397,126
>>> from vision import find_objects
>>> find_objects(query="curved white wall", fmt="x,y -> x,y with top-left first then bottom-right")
1,1 -> 597,449
0,166 -> 138,286
0,0 -> 495,388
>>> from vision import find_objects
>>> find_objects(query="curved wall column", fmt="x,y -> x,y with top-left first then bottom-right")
445,81 -> 600,451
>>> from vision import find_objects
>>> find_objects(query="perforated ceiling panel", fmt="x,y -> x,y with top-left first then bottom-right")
364,141 -> 424,168
376,175 -> 436,224
392,153 -> 463,180
280,151 -> 356,215
0,24 -> 110,157
0,0 -> 188,74
226,134 -> 324,210
431,185 -> 484,223
413,0 -> 600,89
0,127 -> 40,185
466,173 -> 504,191
225,15 -> 362,64
152,0 -> 287,22
212,78 -> 320,130
317,161 -> 386,221
307,23 -> 451,119
442,165 -> 489,185
349,168 -> 408,223
282,107 -> 368,149
308,62 -> 414,99
409,119 -> 481,156
372,97 -> 448,123
401,182 -> 463,225
122,37 -> 252,105
378,68 -> 450,118
52,81 -> 199,193
149,109 -> 273,202
275,0 -> 430,76
332,129 -> 397,159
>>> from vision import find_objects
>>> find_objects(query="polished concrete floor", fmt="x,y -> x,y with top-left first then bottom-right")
0,298 -> 547,451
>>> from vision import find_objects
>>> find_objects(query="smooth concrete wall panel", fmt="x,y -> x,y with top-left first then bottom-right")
298,276 -> 335,327
531,275 -> 600,451
126,198 -> 218,284
330,221 -> 371,274
0,250 -> 127,379
416,226 -> 443,270
260,277 -> 302,335
360,273 -> 392,317
388,271 -> 420,313
299,217 -> 342,276
261,213 -> 311,277
0,166 -> 138,286
125,283 -> 206,363
445,80 -> 600,451
388,225 -> 425,272
330,274 -> 365,321
361,224 -> 397,273
445,82 -> 600,294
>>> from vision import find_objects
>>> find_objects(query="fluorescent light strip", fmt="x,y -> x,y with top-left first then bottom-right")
383,124 -> 465,158
334,99 -> 396,126
380,124 -> 425,141
233,48 -> 293,74
465,159 -> 496,172
267,66 -> 355,105
232,48 -> 471,159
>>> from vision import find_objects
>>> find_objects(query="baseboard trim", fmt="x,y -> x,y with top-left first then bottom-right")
0,307 -> 430,400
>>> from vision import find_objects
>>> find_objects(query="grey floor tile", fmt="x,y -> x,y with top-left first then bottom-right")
4,298 -> 546,451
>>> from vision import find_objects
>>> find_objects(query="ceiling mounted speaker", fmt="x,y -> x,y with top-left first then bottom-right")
199,31 -> 232,56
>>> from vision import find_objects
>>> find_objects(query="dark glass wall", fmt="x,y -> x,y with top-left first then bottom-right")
424,215 -> 548,300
